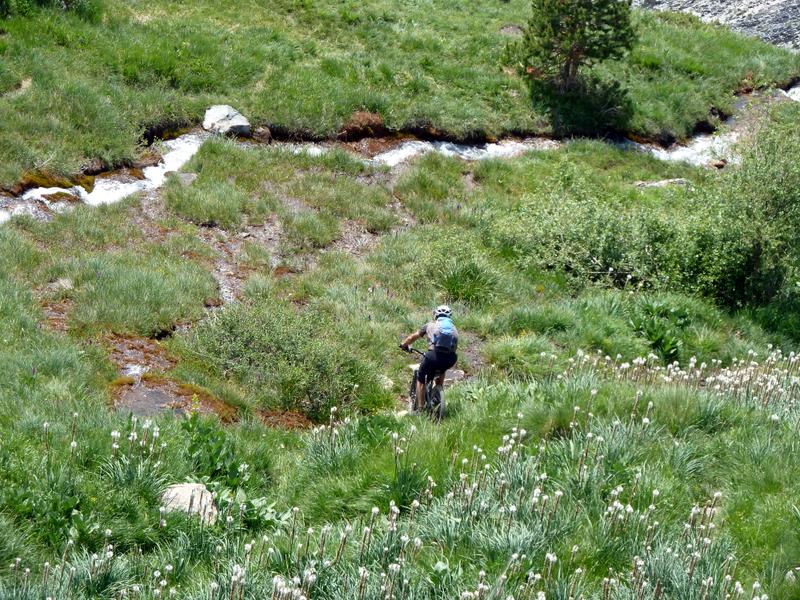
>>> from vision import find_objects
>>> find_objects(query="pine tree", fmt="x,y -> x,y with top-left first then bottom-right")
520,0 -> 636,92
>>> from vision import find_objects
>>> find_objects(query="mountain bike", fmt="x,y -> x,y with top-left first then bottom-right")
400,346 -> 445,422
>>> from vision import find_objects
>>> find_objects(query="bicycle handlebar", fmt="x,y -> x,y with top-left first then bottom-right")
399,344 -> 425,357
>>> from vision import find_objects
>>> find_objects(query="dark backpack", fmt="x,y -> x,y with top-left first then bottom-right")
432,317 -> 458,353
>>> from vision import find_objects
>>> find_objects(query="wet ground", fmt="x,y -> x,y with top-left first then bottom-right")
113,376 -> 237,422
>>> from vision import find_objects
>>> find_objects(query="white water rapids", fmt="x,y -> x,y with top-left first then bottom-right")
1,85 -> 798,225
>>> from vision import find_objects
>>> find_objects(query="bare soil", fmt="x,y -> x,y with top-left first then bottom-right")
258,409 -> 314,429
113,376 -> 237,422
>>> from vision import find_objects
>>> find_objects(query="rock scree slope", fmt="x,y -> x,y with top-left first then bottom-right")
635,0 -> 800,48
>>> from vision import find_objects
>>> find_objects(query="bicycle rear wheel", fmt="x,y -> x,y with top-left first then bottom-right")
429,386 -> 445,423
408,371 -> 418,412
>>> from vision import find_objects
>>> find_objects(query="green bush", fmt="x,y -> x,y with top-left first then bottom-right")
0,0 -> 103,19
185,301 -> 382,421
487,107 -> 800,311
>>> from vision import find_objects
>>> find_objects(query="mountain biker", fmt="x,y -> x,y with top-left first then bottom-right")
400,305 -> 459,413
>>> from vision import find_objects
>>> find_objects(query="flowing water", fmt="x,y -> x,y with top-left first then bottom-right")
1,86 -> 798,224
0,134 -> 207,225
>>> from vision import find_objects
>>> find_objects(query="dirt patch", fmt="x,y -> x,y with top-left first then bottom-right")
96,167 -> 146,183
325,219 -> 381,257
345,136 -> 408,159
459,332 -> 487,376
40,298 -> 73,332
104,334 -> 176,376
500,24 -> 524,36
113,376 -> 237,422
338,111 -> 389,141
41,191 -> 80,203
128,149 -> 163,170
258,409 -> 313,429
463,172 -> 479,193
3,76 -> 32,100
197,220 -> 281,304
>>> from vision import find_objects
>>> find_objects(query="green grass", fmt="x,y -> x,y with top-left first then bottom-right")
0,1 -> 798,186
0,82 -> 799,598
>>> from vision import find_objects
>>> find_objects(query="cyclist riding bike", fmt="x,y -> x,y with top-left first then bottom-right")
400,305 -> 459,413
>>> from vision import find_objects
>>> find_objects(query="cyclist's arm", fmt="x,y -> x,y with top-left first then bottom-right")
401,331 -> 423,347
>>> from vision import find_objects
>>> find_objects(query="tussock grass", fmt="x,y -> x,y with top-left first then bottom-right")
65,251 -> 217,337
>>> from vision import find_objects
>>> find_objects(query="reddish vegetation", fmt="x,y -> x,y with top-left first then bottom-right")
42,191 -> 81,203
96,167 -> 146,182
344,136 -> 406,158
259,409 -> 313,430
40,298 -> 73,332
128,149 -> 163,169
339,111 -> 388,141
104,334 -> 176,373
272,265 -> 299,277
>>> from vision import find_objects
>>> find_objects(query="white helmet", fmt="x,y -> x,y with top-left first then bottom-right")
433,305 -> 452,319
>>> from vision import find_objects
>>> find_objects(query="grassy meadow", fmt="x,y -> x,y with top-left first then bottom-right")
0,0 -> 799,186
0,86 -> 799,599
1,0 -> 800,598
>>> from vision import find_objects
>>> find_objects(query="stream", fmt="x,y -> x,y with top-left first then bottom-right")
1,84 -> 798,225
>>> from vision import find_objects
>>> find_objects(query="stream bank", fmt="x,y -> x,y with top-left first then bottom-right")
1,84 -> 798,226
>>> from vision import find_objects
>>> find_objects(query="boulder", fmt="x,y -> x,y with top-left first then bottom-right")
203,105 -> 251,137
162,483 -> 218,525
178,172 -> 198,186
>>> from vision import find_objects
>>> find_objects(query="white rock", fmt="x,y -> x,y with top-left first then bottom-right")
380,375 -> 394,391
635,178 -> 693,188
202,105 -> 251,137
47,277 -> 74,291
162,483 -> 218,525
444,369 -> 466,384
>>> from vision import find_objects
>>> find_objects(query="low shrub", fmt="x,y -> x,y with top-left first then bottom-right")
185,301 -> 383,420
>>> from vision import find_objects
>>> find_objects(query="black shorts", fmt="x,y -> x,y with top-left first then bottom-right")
418,350 -> 457,384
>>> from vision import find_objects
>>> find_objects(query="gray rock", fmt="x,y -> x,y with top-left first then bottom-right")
162,483 -> 218,525
202,105 -> 251,137
178,172 -> 198,186
445,369 -> 466,385
500,24 -> 524,36
635,178 -> 693,188
47,277 -> 74,291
